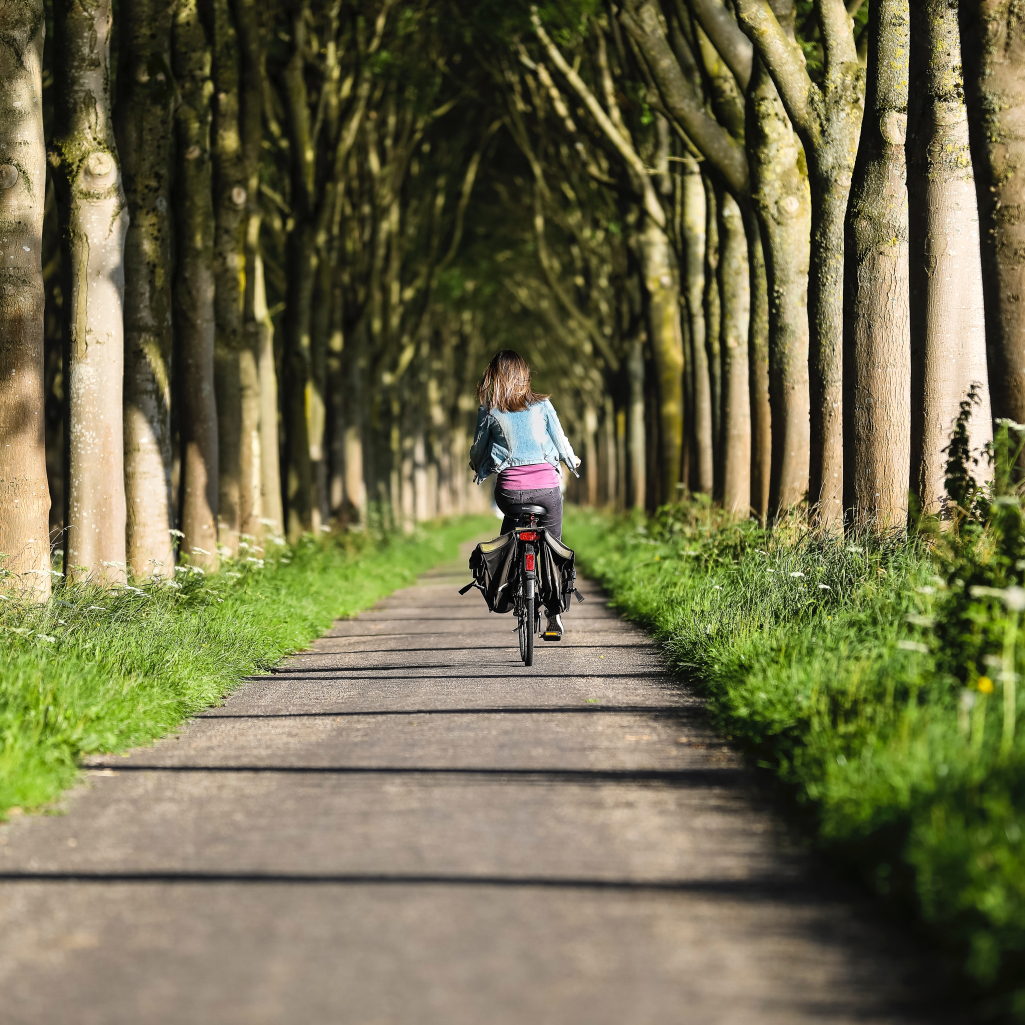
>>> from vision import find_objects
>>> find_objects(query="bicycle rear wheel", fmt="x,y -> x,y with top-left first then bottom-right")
518,595 -> 534,666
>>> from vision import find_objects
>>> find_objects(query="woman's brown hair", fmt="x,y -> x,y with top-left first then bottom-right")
476,350 -> 549,412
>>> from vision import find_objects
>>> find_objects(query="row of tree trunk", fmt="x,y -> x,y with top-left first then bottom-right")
4,0 -> 1024,601
519,0 -> 1025,534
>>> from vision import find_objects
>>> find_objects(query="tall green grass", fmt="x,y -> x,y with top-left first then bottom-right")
0,516 -> 492,816
567,496 -> 1025,1020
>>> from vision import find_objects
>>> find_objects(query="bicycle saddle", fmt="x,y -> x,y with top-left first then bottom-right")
509,504 -> 547,517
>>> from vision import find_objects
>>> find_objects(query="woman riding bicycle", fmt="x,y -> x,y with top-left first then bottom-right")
469,350 -> 580,640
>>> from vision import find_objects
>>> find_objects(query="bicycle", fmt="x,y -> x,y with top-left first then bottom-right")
507,503 -> 548,667
460,502 -> 581,667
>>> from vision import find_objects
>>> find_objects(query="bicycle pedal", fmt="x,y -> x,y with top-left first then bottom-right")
542,631 -> 562,641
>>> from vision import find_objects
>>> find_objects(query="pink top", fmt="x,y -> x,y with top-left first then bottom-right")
497,462 -> 560,491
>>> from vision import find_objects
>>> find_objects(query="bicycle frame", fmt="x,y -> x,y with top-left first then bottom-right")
512,510 -> 545,664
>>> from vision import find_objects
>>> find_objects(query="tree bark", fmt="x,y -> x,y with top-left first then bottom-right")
843,0 -> 911,530
584,404 -> 599,505
627,332 -> 647,509
281,5 -> 315,538
0,0 -> 48,598
236,0 -> 267,542
173,0 -> 219,571
719,190 -> 753,514
746,52 -> 811,514
745,211 -> 771,520
53,0 -> 129,585
960,3 -> 1024,446
117,0 -> 175,579
211,0 -> 247,554
253,251 -> 283,537
908,0 -> 992,516
681,158 -> 713,493
704,175 -> 723,496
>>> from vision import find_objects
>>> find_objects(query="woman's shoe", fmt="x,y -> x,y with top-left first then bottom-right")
543,612 -> 564,641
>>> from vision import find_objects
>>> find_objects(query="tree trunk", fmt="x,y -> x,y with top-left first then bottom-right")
909,0 -> 992,516
172,0 -> 219,571
604,395 -> 617,507
236,0 -> 266,542
281,7 -> 315,539
960,3 -> 1024,446
211,0 -> 247,554
117,0 -> 175,580
284,225 -> 316,538
744,212 -> 771,521
843,0 -> 911,530
309,247 -> 330,528
53,0 -> 129,586
616,406 -> 628,510
719,190 -> 752,515
413,417 -> 428,523
703,175 -> 723,497
637,218 -> 686,503
627,332 -> 646,509
681,158 -> 713,493
253,251 -> 283,538
808,167 -> 859,531
584,403 -> 599,505
0,0 -> 49,598
342,323 -> 367,524
746,55 -> 811,514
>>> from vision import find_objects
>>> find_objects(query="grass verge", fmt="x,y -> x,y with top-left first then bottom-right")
0,515 -> 492,817
566,502 -> 1024,1021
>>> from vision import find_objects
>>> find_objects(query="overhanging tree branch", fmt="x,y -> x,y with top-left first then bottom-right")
530,7 -> 666,228
733,0 -> 818,144
681,0 -> 753,90
620,0 -> 749,196
817,0 -> 859,76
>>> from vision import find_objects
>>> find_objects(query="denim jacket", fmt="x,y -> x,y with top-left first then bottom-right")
469,399 -> 579,485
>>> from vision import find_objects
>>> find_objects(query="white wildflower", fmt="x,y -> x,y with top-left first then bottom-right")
789,571 -> 804,578
969,584 -> 1025,612
818,583 -> 831,590
169,529 -> 184,537
897,640 -> 929,653
191,547 -> 211,556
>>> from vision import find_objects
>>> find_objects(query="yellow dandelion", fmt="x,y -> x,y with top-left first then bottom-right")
977,676 -> 994,694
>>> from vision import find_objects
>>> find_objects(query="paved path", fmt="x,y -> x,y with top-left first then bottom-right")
0,546 -> 949,1024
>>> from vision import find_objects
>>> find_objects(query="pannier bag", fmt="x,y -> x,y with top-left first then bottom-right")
460,532 -> 584,614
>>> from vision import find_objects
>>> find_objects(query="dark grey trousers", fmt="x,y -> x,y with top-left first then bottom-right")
494,484 -> 563,541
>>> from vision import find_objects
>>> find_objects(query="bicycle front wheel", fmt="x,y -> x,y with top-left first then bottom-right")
518,595 -> 534,666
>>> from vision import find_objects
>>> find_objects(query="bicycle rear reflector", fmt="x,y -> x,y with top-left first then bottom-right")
525,553 -> 535,572
518,531 -> 538,541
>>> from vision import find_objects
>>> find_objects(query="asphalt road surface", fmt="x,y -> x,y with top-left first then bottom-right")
0,545 -> 952,1024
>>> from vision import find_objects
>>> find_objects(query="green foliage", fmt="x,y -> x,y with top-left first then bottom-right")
0,516 -> 492,818
468,0 -> 600,43
567,483 -> 1025,1019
